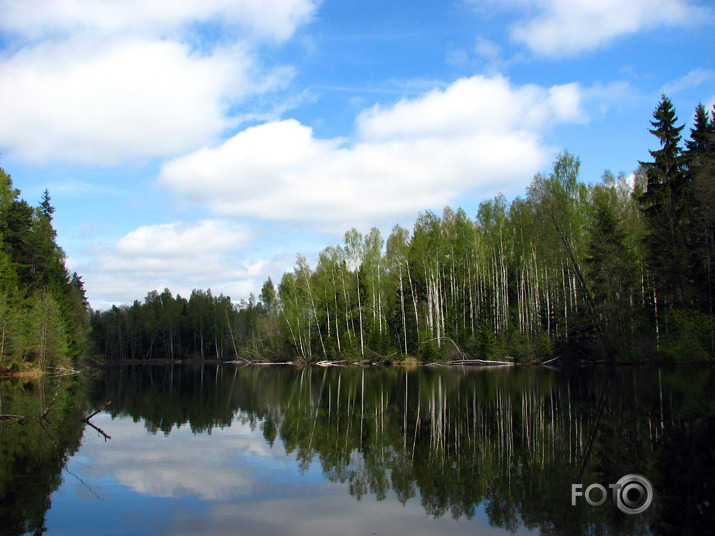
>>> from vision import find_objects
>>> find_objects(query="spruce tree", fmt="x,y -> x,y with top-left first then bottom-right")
688,105 -> 715,317
586,184 -> 637,347
639,95 -> 689,310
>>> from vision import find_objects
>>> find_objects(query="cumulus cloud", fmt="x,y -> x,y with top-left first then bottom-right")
76,414 -> 508,536
79,415 -> 281,501
159,75 -> 584,231
0,0 -> 319,42
0,38 -> 268,164
472,0 -> 704,57
79,220 -> 268,307
0,0 -> 319,164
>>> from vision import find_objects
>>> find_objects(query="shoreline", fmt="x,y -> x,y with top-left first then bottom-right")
3,357 -> 714,381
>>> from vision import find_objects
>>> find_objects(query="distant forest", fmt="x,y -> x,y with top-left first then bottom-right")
91,95 -> 715,364
0,168 -> 89,372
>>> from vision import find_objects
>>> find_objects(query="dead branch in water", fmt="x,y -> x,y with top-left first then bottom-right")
0,414 -> 25,423
81,401 -> 112,441
434,359 -> 516,366
250,361 -> 297,366
315,360 -> 349,367
540,355 -> 562,366
47,366 -> 81,377
82,401 -> 111,423
84,419 -> 111,441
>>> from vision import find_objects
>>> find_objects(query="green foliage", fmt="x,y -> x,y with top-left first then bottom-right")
476,320 -> 496,358
77,365 -> 715,534
639,95 -> 693,309
90,96 -> 715,363
0,375 -> 87,534
585,180 -> 639,351
0,164 -> 89,370
90,286 -> 281,362
662,310 -> 715,362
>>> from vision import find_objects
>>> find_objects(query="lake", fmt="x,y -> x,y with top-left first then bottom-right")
1,364 -> 713,535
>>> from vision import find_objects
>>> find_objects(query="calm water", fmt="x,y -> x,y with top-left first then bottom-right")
1,364 -> 714,535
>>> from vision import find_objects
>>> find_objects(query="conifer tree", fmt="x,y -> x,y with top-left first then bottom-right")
639,95 -> 689,310
586,182 -> 637,347
688,105 -> 715,317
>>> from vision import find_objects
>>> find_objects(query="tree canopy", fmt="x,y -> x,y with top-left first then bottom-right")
91,97 -> 715,364
0,167 -> 89,372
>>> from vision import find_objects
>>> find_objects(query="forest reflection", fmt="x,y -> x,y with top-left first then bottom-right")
0,376 -> 87,536
87,363 -> 714,535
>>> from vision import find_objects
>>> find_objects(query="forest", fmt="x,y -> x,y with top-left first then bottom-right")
0,167 -> 89,375
90,95 -> 715,364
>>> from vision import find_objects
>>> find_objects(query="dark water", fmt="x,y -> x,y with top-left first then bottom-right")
1,364 -> 714,535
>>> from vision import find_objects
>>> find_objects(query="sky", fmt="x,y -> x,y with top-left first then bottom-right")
0,0 -> 713,310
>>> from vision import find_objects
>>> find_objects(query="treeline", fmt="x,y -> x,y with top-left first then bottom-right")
90,288 -> 277,362
91,95 -> 715,363
0,167 -> 89,371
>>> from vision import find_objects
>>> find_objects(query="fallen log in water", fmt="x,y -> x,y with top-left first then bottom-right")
81,401 -> 112,441
47,366 -> 81,376
540,355 -> 562,366
250,361 -> 297,366
82,401 -> 111,423
0,414 -> 25,422
436,359 -> 516,366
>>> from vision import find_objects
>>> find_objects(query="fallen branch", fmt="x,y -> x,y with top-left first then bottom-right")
85,419 -> 111,441
81,401 -> 112,441
47,366 -> 81,376
223,359 -> 251,366
540,355 -> 562,366
82,401 -> 111,423
364,348 -> 399,362
439,359 -> 515,366
0,414 -> 25,422
419,337 -> 467,360
40,404 -> 55,422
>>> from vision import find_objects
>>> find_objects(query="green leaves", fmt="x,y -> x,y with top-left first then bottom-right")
0,166 -> 89,371
90,96 -> 715,363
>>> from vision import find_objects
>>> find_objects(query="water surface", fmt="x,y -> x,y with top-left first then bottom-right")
1,364 -> 713,535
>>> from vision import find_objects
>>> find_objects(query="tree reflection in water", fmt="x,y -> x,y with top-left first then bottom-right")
0,376 -> 87,536
2,365 -> 714,535
90,364 -> 715,535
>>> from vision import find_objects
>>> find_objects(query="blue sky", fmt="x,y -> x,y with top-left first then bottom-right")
0,0 -> 713,309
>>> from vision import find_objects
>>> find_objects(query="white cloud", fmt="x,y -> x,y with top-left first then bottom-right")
0,0 -> 319,42
0,0 -> 318,164
661,69 -> 715,95
79,220 -> 268,307
159,75 -> 584,231
78,415 -> 281,501
357,75 -> 582,139
473,0 -> 704,57
0,38 -> 268,164
114,220 -> 252,259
